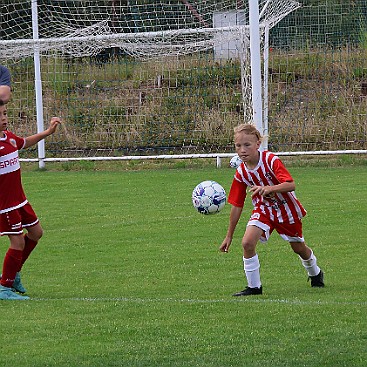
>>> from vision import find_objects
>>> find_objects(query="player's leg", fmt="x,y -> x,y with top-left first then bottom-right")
1,234 -> 26,286
12,204 -> 43,294
289,240 -> 311,260
1,204 -> 42,296
277,220 -> 324,288
0,234 -> 29,300
8,223 -> 43,294
17,203 -> 42,270
21,222 -> 43,269
0,208 -> 25,285
0,209 -> 30,300
233,225 -> 265,296
290,241 -> 324,287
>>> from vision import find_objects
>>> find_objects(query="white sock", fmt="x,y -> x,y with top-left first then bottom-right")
300,251 -> 320,277
243,254 -> 261,288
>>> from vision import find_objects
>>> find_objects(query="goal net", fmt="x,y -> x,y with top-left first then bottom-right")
0,0 -> 300,162
3,1 -> 365,163
1,1 -> 299,60
0,0 -> 301,162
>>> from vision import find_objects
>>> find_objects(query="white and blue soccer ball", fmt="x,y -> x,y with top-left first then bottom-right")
192,180 -> 226,215
229,154 -> 242,169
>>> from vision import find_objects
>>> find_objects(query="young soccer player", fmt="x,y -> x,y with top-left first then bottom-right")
220,123 -> 324,296
0,100 -> 61,300
0,65 -> 12,103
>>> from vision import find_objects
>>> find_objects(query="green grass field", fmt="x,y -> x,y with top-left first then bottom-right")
0,165 -> 366,367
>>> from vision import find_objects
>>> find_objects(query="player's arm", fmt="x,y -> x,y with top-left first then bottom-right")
24,117 -> 61,149
249,157 -> 295,198
0,65 -> 12,103
249,180 -> 295,198
220,175 -> 247,252
0,85 -> 11,104
219,205 -> 243,253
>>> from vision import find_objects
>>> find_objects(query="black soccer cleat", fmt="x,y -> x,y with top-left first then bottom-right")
232,286 -> 263,297
308,270 -> 325,287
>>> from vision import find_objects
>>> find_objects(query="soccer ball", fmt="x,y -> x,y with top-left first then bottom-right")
229,154 -> 242,169
192,180 -> 226,215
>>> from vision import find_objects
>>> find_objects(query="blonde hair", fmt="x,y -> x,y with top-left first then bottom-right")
234,123 -> 262,141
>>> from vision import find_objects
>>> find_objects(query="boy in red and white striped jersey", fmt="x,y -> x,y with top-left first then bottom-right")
0,100 -> 61,300
220,124 -> 324,296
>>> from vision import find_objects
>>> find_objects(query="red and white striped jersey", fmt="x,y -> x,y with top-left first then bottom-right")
228,150 -> 307,224
0,131 -> 27,214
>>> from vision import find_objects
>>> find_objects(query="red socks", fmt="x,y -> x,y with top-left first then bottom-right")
21,235 -> 38,268
1,248 -> 22,288
0,236 -> 38,288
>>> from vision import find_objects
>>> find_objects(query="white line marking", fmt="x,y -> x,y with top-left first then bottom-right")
30,297 -> 367,306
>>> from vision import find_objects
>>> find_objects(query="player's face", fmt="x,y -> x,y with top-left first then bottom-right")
0,105 -> 8,134
234,132 -> 261,167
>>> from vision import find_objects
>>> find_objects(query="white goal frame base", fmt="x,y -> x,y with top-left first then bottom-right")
20,150 -> 367,168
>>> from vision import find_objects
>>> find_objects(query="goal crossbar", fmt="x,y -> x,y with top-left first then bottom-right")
0,25 -> 256,47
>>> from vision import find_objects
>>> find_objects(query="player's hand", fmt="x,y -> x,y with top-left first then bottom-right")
249,185 -> 273,198
219,237 -> 232,253
47,117 -> 61,134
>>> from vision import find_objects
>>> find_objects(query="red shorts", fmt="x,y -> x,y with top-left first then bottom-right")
0,203 -> 39,236
248,208 -> 304,243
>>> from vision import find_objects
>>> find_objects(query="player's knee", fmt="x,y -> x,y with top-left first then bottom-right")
242,239 -> 256,253
28,225 -> 43,241
35,227 -> 44,240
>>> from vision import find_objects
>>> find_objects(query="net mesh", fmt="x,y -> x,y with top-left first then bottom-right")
0,1 -> 300,60
1,0 -> 301,157
5,2 -> 365,158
